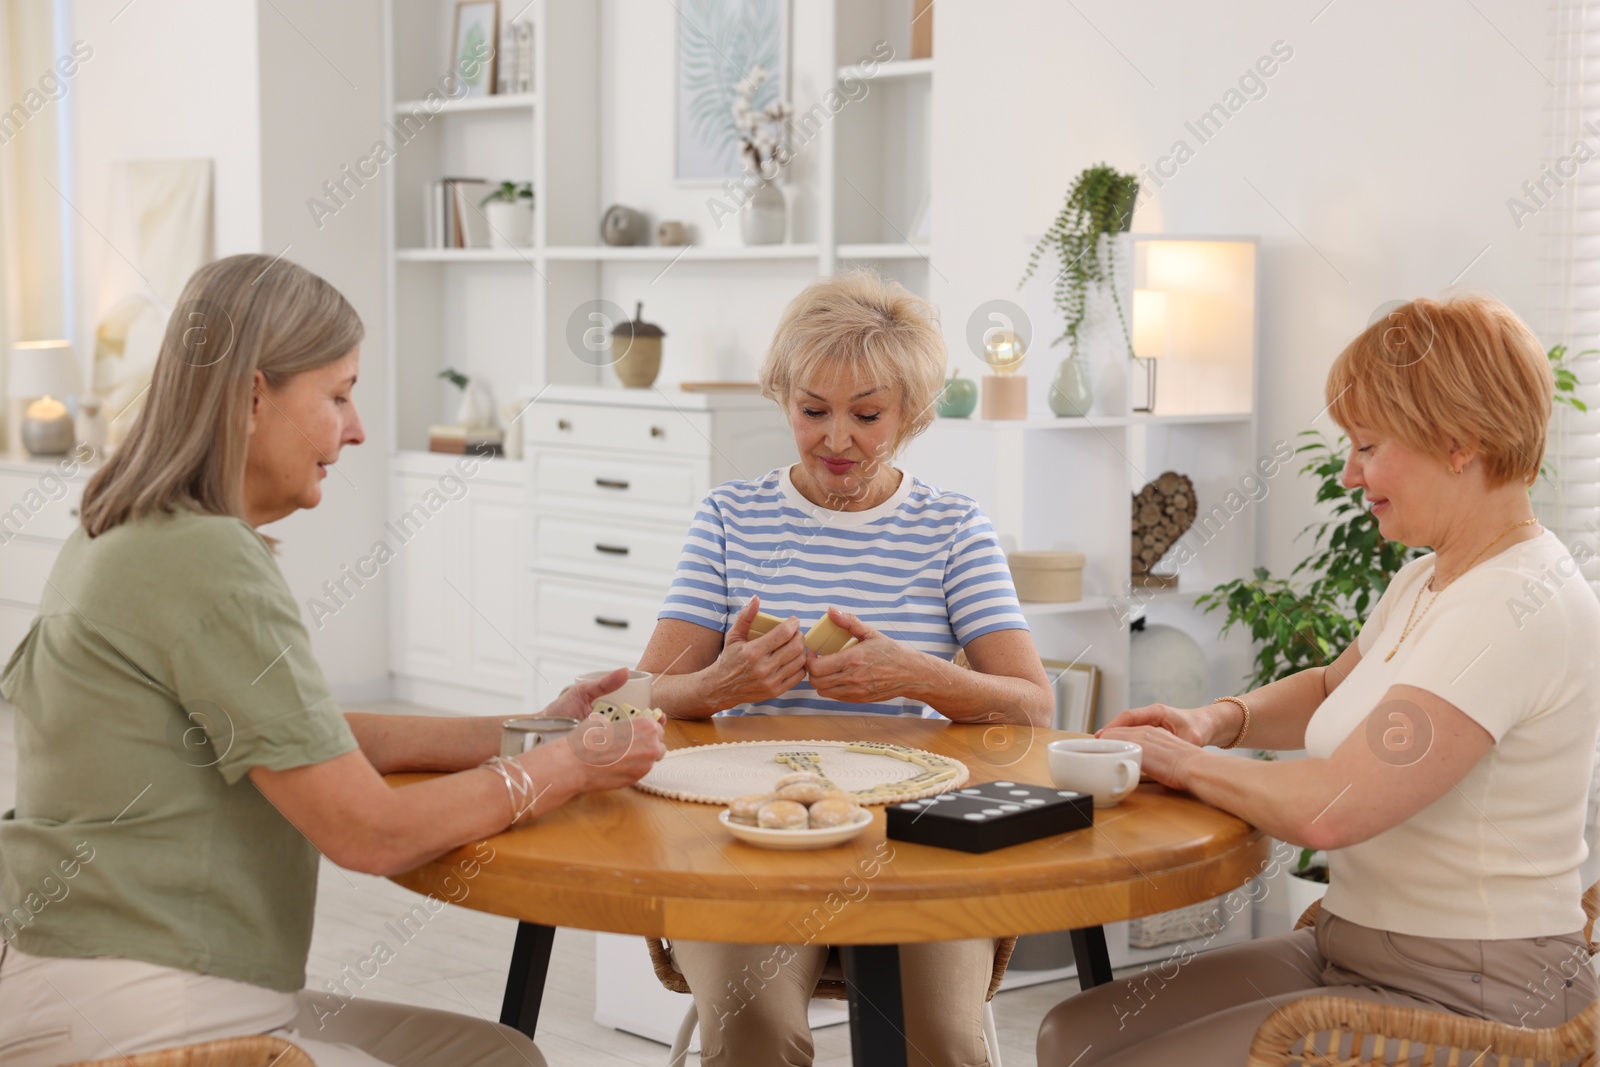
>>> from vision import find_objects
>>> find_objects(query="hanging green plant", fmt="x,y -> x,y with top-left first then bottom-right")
1019,163 -> 1140,352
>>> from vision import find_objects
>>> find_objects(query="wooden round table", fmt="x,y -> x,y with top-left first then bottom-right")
388,715 -> 1266,1065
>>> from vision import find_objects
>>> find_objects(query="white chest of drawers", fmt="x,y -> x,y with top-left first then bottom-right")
523,386 -> 793,713
0,452 -> 94,665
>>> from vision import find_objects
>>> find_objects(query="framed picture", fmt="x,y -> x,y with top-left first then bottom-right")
675,0 -> 789,183
452,0 -> 499,97
1042,659 -> 1100,735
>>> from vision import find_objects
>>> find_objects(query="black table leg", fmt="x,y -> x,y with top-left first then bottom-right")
840,944 -> 908,1067
499,921 -> 555,1037
1070,925 -> 1114,990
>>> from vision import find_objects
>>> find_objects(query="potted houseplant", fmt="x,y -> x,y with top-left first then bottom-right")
1018,163 -> 1140,417
1286,848 -> 1330,918
481,181 -> 534,249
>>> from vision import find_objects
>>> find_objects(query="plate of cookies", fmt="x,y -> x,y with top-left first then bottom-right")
718,772 -> 874,850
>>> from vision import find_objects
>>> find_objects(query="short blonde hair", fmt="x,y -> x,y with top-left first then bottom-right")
1326,294 -> 1552,487
82,254 -> 364,536
759,271 -> 946,456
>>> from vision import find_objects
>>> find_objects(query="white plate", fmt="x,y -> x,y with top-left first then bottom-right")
718,808 -> 874,850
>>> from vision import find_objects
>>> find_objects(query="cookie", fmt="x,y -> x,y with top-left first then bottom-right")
756,799 -> 809,830
728,793 -> 773,826
807,797 -> 861,829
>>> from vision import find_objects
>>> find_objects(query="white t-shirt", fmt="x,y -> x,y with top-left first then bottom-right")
1305,529 -> 1600,939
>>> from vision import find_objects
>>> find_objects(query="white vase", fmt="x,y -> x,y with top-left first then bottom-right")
741,181 -> 787,245
1076,232 -> 1133,413
486,200 -> 533,248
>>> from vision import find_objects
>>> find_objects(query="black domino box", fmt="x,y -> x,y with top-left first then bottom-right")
885,780 -> 1094,853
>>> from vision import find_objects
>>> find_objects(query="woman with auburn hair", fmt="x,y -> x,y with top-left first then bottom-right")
0,254 -> 665,1066
1037,294 -> 1600,1065
636,271 -> 1053,1067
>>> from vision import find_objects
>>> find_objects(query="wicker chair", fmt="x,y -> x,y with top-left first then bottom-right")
1245,885 -> 1600,1066
645,935 -> 1017,1067
64,1035 -> 314,1067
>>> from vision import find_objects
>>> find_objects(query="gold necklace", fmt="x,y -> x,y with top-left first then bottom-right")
1384,517 -> 1539,662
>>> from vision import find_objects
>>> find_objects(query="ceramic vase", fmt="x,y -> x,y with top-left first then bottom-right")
1048,353 -> 1094,417
742,181 -> 787,245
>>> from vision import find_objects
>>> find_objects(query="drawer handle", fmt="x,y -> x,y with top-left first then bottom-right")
650,426 -> 665,438
594,616 -> 630,630
558,419 -> 573,431
594,477 -> 630,490
594,543 -> 631,556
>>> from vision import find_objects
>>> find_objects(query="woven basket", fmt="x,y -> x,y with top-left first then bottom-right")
1127,895 -> 1229,948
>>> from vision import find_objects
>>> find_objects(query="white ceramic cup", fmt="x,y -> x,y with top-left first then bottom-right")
1047,738 -> 1143,808
577,668 -> 653,711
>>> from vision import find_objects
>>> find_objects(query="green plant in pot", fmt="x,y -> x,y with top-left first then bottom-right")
1018,163 -> 1139,417
1198,345 -> 1585,889
480,181 -> 534,249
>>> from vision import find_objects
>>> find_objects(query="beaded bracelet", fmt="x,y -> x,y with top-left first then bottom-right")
482,755 -> 540,826
1212,695 -> 1251,750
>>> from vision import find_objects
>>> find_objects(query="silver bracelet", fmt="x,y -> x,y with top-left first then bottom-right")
482,755 -> 540,826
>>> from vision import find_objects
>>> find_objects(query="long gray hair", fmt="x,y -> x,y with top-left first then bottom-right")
81,254 -> 363,536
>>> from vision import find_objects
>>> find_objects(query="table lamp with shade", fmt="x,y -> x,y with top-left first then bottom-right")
1131,289 -> 1168,414
8,340 -> 81,456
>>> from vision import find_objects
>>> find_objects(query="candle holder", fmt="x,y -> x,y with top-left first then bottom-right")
9,340 -> 82,457
22,398 -> 74,456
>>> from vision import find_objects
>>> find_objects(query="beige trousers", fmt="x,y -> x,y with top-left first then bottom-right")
0,944 -> 546,1067
669,937 -> 997,1067
1036,908 -> 1599,1067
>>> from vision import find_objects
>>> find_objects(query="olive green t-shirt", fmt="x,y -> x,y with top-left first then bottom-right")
0,507 -> 358,992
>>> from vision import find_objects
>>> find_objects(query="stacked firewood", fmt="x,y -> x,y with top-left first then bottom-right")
1131,471 -> 1197,579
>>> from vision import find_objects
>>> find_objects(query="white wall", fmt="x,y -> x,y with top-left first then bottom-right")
69,0 -> 393,699
255,0 -> 390,700
933,0 -> 1547,576
70,0 -> 262,352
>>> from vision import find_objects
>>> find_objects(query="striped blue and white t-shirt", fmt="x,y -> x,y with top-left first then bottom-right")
657,466 -> 1029,718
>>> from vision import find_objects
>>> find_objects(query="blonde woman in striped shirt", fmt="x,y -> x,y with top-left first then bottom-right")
638,272 -> 1052,1067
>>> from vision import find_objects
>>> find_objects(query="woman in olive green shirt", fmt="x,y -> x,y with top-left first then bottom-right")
0,254 -> 665,1067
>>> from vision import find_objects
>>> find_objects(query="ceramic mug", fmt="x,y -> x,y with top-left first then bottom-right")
1047,738 -> 1142,807
577,668 -> 652,712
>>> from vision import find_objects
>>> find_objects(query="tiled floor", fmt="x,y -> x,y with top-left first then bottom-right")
0,697 -> 1133,1067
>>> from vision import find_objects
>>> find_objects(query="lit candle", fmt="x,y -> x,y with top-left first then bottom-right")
26,395 -> 67,420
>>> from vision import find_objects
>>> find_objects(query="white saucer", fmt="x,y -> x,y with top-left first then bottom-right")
718,808 -> 874,850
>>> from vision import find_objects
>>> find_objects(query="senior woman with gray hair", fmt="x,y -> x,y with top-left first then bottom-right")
637,271 -> 1054,1067
0,254 -> 665,1066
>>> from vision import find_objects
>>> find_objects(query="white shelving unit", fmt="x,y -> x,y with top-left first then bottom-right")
906,234 -> 1261,723
380,0 -> 1263,1013
378,0 -> 945,708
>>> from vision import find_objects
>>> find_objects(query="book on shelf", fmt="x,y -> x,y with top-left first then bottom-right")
425,178 -> 490,248
496,20 -> 534,95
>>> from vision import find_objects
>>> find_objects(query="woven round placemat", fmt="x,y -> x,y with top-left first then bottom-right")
635,739 -> 970,806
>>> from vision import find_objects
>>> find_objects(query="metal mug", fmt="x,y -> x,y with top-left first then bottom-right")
500,716 -> 581,757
